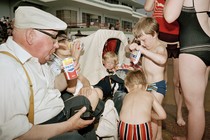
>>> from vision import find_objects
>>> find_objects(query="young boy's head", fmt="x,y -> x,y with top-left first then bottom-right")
132,17 -> 159,49
103,51 -> 118,70
124,70 -> 147,91
132,17 -> 159,39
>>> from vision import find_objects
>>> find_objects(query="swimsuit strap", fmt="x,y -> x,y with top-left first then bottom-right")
196,11 -> 210,13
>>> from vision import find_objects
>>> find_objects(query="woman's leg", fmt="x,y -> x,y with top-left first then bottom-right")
173,58 -> 185,126
178,54 -> 209,140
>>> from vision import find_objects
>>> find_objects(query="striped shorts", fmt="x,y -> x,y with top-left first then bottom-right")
118,121 -> 152,140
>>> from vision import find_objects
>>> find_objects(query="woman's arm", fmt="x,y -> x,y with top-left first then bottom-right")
78,74 -> 91,87
164,0 -> 184,23
144,0 -> 155,12
70,40 -> 83,62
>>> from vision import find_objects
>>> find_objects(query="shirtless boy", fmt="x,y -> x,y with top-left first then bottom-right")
119,70 -> 166,140
129,17 -> 168,140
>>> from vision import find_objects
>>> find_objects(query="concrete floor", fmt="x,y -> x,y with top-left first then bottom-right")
162,58 -> 210,139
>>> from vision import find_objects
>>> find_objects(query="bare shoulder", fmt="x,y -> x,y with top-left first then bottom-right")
140,90 -> 154,101
157,42 -> 167,50
155,42 -> 167,54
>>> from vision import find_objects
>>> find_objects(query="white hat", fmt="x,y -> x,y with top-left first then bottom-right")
14,6 -> 67,30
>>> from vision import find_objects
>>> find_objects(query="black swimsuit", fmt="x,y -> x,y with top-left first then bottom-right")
178,0 -> 210,66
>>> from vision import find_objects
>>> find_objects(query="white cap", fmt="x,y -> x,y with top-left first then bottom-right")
14,6 -> 67,30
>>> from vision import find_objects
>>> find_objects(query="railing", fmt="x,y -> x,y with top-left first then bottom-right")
67,22 -> 132,32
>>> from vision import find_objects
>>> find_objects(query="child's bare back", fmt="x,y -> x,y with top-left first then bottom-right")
120,87 -> 154,124
119,70 -> 166,124
118,70 -> 166,140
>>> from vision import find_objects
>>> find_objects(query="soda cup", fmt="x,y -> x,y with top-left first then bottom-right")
62,57 -> 78,80
130,50 -> 141,64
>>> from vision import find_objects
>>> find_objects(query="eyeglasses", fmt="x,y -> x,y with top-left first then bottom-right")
35,29 -> 58,43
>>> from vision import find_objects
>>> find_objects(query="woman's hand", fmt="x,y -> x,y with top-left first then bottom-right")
74,60 -> 81,73
70,41 -> 84,62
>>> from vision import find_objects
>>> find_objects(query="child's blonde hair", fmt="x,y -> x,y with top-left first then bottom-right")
124,70 -> 147,89
103,51 -> 118,64
132,17 -> 159,39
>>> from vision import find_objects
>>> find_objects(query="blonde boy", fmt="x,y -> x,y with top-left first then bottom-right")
129,17 -> 168,140
119,70 -> 166,140
102,51 -> 119,74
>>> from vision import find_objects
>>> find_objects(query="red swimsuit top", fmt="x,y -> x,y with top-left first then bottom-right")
153,0 -> 179,35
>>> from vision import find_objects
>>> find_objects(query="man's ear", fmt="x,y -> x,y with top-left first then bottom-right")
25,29 -> 34,45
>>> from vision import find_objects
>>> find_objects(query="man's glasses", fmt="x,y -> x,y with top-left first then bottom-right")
35,29 -> 58,43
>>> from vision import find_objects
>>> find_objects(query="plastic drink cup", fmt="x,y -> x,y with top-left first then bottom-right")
62,57 -> 78,80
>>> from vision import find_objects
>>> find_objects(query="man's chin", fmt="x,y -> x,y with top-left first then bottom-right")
40,56 -> 50,64
39,60 -> 48,64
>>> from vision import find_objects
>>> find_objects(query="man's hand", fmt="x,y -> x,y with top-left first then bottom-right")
66,106 -> 95,130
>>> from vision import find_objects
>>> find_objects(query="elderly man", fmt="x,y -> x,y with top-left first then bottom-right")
0,6 -> 102,140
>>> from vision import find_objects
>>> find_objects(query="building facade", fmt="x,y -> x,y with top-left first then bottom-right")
0,0 -> 145,39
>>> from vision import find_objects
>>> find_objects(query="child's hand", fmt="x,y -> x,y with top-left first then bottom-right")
129,43 -> 145,54
129,43 -> 139,50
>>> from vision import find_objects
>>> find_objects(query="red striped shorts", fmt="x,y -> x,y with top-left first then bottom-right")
118,121 -> 152,140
